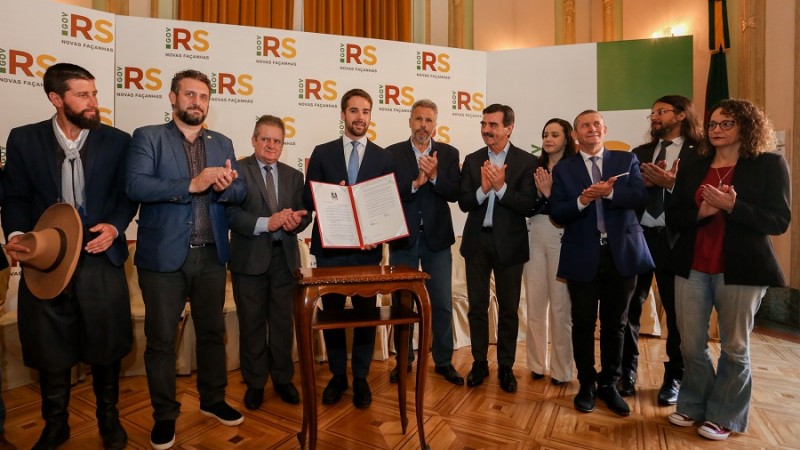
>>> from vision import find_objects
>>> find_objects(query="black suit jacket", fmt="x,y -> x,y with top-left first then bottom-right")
303,137 -> 394,264
666,151 -> 790,287
227,155 -> 311,275
632,138 -> 699,221
0,167 -> 6,271
386,139 -> 460,253
458,144 -> 537,266
2,120 -> 137,267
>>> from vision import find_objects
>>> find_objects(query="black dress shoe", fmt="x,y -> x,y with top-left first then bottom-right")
466,361 -> 489,387
617,374 -> 636,397
32,423 -> 70,450
352,377 -> 372,408
322,375 -> 348,405
434,365 -> 464,385
657,377 -> 681,406
274,383 -> 300,405
389,364 -> 412,384
99,416 -> 128,450
551,378 -> 566,386
531,371 -> 545,380
597,384 -> 631,416
498,365 -> 517,392
574,384 -> 596,413
244,388 -> 264,410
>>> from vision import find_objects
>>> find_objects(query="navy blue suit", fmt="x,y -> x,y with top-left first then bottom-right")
303,137 -> 394,379
3,120 -> 136,371
126,120 -> 245,421
550,149 -> 654,387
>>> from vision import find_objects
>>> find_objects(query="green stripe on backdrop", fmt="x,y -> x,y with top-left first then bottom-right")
596,36 -> 693,111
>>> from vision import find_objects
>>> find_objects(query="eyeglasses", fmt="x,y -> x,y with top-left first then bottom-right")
646,108 -> 675,120
707,120 -> 736,131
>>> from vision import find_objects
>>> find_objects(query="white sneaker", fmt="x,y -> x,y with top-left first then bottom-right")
698,421 -> 731,440
667,412 -> 695,427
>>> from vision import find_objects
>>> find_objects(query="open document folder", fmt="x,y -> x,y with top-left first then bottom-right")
309,173 -> 409,248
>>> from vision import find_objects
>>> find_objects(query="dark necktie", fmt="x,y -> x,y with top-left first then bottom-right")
348,141 -> 360,184
589,156 -> 606,234
645,140 -> 672,218
264,165 -> 279,213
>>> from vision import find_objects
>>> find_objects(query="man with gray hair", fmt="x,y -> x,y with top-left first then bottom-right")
386,99 -> 464,385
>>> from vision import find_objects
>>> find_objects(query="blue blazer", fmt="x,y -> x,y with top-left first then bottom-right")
386,139 -> 461,253
550,149 -> 654,281
126,120 -> 245,272
2,120 -> 136,267
303,137 -> 394,264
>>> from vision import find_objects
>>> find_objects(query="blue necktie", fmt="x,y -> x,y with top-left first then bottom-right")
348,141 -> 359,184
589,156 -> 606,234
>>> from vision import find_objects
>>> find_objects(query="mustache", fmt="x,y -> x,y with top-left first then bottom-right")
482,132 -> 494,138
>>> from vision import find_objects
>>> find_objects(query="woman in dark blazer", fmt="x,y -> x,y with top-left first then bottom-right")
665,99 -> 790,440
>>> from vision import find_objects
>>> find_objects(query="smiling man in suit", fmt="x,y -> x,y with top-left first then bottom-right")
386,99 -> 463,386
127,69 -> 246,450
303,88 -> 394,409
458,103 -> 537,393
619,95 -> 701,405
2,63 -> 137,450
227,115 -> 310,411
550,110 -> 654,417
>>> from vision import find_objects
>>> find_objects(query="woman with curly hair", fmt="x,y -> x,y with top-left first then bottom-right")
665,99 -> 791,440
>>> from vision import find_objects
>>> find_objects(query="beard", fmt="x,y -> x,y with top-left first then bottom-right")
412,128 -> 431,145
175,105 -> 207,126
64,104 -> 100,130
346,121 -> 367,138
650,122 -> 676,140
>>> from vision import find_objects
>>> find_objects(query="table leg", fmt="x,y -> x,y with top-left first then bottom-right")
413,285 -> 431,450
396,322 -> 410,433
295,287 -> 319,449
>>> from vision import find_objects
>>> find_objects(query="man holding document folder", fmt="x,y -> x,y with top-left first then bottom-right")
303,88 -> 395,409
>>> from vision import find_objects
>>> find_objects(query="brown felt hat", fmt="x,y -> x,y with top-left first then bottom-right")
16,203 -> 83,300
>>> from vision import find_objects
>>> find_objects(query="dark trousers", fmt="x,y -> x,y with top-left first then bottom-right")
231,245 -> 296,388
316,254 -> 377,379
465,229 -> 524,366
18,253 -> 133,371
390,233 -> 455,368
139,246 -> 228,421
568,245 -> 636,387
623,226 -> 683,379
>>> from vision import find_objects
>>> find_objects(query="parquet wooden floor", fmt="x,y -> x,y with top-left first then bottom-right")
3,326 -> 800,449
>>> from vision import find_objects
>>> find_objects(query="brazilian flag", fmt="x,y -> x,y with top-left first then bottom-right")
705,0 -> 730,121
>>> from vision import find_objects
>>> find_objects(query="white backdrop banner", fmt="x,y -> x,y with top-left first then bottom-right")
1,0 -> 691,241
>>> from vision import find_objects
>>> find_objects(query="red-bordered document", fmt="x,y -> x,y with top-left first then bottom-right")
309,173 -> 409,249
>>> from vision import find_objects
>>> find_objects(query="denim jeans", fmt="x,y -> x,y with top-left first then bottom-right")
674,270 -> 765,432
390,233 -> 454,367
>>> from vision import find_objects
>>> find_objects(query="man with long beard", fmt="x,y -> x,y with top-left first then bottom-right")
618,95 -> 701,405
303,88 -> 394,408
127,69 -> 246,450
3,63 -> 137,449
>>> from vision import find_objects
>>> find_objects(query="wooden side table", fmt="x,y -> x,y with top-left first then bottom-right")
293,265 -> 431,450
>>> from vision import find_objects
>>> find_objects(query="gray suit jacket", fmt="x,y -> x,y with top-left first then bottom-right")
227,155 -> 311,274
